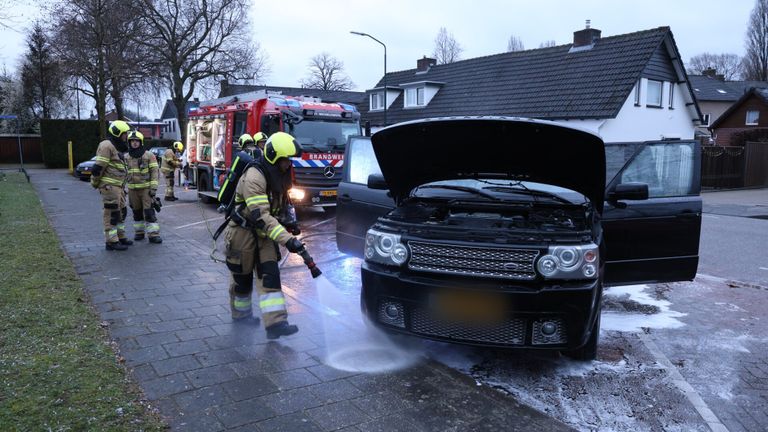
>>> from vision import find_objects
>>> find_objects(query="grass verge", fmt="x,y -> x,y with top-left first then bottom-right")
0,172 -> 166,431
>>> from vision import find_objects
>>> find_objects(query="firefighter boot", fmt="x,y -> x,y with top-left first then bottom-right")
134,232 -> 145,241
106,241 -> 129,251
119,238 -> 134,246
230,291 -> 260,324
266,321 -> 298,339
148,236 -> 163,244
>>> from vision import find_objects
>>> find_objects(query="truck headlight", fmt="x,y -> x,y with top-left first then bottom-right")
537,244 -> 599,280
288,188 -> 306,201
365,229 -> 408,267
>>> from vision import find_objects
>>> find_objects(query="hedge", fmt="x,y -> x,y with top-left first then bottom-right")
40,120 -> 100,168
729,128 -> 768,147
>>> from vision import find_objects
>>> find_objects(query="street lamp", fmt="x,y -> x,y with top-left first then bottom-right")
350,31 -> 387,127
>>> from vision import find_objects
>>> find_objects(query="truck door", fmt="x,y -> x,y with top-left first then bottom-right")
602,140 -> 702,286
336,136 -> 395,257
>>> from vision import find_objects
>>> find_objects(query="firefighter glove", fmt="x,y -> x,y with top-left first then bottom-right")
149,189 -> 156,197
285,237 -> 304,254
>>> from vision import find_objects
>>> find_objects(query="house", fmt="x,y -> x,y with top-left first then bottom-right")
217,82 -> 366,110
709,88 -> 768,146
103,110 -> 164,140
690,70 -> 768,139
159,99 -> 200,140
361,25 -> 702,145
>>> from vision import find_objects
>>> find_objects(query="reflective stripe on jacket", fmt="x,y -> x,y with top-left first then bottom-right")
161,148 -> 181,174
126,151 -> 159,190
235,167 -> 293,245
91,140 -> 127,188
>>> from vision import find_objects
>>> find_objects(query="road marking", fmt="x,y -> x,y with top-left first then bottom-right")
304,216 -> 336,230
174,219 -> 218,230
703,214 -> 719,219
637,332 -> 729,432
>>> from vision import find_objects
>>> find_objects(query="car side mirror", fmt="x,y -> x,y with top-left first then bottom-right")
367,174 -> 388,190
608,182 -> 649,201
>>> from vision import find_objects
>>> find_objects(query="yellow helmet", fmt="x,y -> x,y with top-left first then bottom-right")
128,130 -> 144,145
108,120 -> 131,138
238,134 -> 254,147
264,132 -> 302,165
252,131 -> 268,142
173,141 -> 184,152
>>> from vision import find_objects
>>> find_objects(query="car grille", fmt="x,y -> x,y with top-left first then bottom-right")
408,241 -> 539,280
410,308 -> 526,345
293,167 -> 342,187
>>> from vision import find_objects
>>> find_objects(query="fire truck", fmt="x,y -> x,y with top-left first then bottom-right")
186,91 -> 361,209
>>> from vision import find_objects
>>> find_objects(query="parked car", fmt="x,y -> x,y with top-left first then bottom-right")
149,146 -> 168,165
75,156 -> 98,181
336,118 -> 702,361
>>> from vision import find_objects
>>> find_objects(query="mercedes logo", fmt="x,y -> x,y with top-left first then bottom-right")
323,165 -> 335,178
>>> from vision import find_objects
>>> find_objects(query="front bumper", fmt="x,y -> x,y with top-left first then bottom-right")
361,262 -> 601,350
290,185 -> 338,207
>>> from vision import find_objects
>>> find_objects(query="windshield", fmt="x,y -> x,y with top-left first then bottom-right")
412,179 -> 588,205
285,119 -> 360,152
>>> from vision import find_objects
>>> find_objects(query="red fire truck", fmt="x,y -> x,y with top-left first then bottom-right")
186,91 -> 361,209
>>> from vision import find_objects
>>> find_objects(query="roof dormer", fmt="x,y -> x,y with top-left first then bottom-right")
400,80 -> 444,109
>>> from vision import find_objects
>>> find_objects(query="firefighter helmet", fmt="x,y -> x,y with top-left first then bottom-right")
253,131 -> 268,143
173,141 -> 184,152
128,130 -> 144,145
108,120 -> 131,138
238,134 -> 254,147
264,132 -> 302,165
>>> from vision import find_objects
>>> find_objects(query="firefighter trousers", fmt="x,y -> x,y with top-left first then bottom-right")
128,189 -> 159,238
164,171 -> 175,198
99,185 -> 127,243
224,224 -> 287,327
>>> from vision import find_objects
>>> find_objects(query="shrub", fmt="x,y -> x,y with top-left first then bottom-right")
40,120 -> 100,168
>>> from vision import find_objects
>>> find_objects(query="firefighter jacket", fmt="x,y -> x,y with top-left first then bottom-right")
161,149 -> 181,174
91,139 -> 127,188
233,166 -> 293,246
126,151 -> 159,192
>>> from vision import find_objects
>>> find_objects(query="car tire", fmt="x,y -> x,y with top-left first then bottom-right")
563,311 -> 600,361
198,173 -> 213,204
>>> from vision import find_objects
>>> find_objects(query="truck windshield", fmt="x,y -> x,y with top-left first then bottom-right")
286,120 -> 360,152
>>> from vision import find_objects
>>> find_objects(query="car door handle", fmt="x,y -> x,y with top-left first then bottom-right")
676,212 -> 700,219
338,194 -> 352,202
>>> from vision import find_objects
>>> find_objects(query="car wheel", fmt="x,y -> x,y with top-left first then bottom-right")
563,312 -> 600,361
198,173 -> 213,204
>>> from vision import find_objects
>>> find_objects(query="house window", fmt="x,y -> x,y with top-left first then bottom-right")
370,92 -> 384,111
668,82 -> 674,109
746,110 -> 759,125
701,114 -> 710,127
646,80 -> 662,107
634,80 -> 641,106
405,87 -> 426,107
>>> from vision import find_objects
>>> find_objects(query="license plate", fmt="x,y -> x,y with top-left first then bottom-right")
431,290 -> 508,324
319,190 -> 337,197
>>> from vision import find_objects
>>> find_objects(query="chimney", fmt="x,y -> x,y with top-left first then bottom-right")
220,79 -> 229,95
417,56 -> 437,72
702,68 -> 717,78
573,20 -> 601,47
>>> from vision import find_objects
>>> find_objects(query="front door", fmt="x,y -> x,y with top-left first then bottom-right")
602,141 -> 702,286
336,136 -> 394,257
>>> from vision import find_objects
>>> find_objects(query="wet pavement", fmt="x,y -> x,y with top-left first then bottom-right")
29,169 -> 768,431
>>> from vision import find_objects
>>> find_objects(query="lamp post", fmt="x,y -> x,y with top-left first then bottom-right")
350,31 -> 387,127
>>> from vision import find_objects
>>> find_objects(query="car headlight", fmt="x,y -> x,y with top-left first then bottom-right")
364,229 -> 408,267
537,244 -> 599,280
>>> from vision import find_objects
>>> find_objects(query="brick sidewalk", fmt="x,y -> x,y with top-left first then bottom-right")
31,169 -> 574,432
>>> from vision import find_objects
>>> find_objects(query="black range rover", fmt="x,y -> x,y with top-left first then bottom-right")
336,117 -> 701,360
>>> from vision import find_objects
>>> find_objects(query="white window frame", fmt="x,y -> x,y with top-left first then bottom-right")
646,80 -> 663,107
369,92 -> 384,111
405,86 -> 426,108
634,79 -> 641,106
701,114 -> 710,127
668,82 -> 674,109
746,110 -> 759,125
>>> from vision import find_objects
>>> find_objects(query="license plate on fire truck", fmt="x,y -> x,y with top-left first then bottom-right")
320,190 -> 337,197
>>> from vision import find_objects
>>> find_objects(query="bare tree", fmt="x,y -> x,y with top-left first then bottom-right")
299,53 -> 354,91
538,40 -> 557,48
139,0 -> 269,143
687,53 -> 744,80
433,27 -> 464,64
0,0 -> 19,30
20,22 -> 65,120
506,35 -> 525,52
745,0 -> 768,81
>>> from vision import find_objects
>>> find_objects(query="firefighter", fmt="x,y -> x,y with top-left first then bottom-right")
223,131 -> 309,339
92,120 -> 132,251
253,132 -> 268,158
161,141 -> 183,201
126,131 -> 162,243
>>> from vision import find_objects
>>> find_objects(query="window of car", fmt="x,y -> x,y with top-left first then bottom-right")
619,142 -> 696,197
347,138 -> 382,184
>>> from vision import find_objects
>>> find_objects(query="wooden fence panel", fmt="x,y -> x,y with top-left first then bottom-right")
701,145 -> 745,189
744,141 -> 768,188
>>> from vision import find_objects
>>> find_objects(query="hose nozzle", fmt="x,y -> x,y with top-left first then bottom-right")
299,248 -> 322,278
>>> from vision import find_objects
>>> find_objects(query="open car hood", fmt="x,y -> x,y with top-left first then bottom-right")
371,117 -> 606,211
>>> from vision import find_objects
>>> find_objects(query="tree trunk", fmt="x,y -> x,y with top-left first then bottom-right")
172,77 -> 187,144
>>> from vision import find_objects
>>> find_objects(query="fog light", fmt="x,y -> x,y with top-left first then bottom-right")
541,321 -> 557,336
288,188 -> 306,201
385,304 -> 400,319
391,244 -> 409,265
377,301 -> 405,328
537,255 -> 559,277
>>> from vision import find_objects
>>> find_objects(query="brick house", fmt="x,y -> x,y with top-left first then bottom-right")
710,88 -> 768,146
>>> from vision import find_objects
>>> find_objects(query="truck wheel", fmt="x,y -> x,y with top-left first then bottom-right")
563,313 -> 600,361
198,173 -> 213,204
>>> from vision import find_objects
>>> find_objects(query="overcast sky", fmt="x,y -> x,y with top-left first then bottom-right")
0,0 -> 757,116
